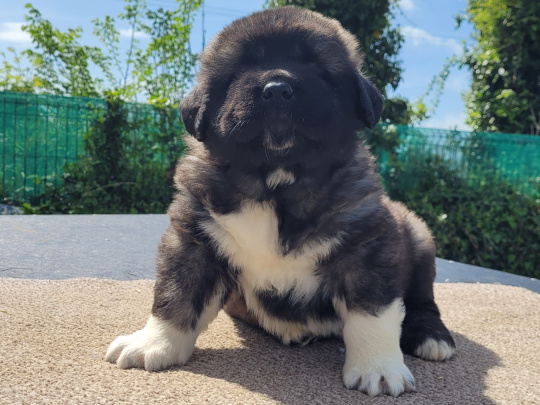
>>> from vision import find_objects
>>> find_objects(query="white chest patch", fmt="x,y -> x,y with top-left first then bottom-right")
201,202 -> 340,303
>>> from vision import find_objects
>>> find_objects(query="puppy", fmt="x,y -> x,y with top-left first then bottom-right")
106,6 -> 455,397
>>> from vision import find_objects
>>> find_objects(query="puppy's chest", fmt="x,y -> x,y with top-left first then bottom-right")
202,202 -> 338,300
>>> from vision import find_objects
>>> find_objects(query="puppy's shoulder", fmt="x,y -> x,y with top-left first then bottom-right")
173,138 -> 219,189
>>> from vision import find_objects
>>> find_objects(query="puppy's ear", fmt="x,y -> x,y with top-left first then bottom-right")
180,86 -> 208,142
356,73 -> 384,129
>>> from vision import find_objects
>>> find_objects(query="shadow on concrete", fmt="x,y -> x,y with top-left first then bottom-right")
177,319 -> 499,404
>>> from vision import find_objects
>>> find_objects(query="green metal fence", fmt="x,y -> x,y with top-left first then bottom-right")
0,91 -> 184,202
1,91 -> 539,203
387,125 -> 540,197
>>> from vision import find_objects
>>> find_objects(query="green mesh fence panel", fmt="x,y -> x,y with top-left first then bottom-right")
387,125 -> 540,197
0,92 -> 102,201
0,92 -> 184,203
1,91 -> 539,203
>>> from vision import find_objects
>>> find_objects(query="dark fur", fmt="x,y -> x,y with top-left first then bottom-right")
155,5 -> 453,374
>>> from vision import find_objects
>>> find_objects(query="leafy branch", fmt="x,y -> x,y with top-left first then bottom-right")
4,0 -> 201,106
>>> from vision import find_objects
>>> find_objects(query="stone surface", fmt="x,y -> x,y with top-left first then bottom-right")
1,215 -> 538,293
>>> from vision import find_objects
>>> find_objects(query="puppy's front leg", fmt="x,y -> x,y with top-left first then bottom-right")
106,225 -> 230,371
335,298 -> 415,397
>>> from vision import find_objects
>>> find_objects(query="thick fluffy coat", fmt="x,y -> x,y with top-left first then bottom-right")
106,7 -> 455,397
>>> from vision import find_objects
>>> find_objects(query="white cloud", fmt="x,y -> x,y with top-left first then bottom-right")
118,29 -> 149,39
0,22 -> 32,44
401,26 -> 461,54
400,0 -> 415,12
423,112 -> 470,131
446,71 -> 470,94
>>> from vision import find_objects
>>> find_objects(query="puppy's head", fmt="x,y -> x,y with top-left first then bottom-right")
180,6 -> 383,166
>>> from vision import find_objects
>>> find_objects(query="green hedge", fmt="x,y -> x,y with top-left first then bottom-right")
18,95 -> 184,214
370,125 -> 540,279
387,156 -> 540,278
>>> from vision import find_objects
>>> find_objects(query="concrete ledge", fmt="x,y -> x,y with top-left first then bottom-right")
1,215 -> 538,293
436,257 -> 540,293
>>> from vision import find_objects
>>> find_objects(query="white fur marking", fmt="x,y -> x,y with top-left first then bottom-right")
414,338 -> 455,361
251,314 -> 343,345
202,202 -> 339,301
337,299 -> 415,397
266,168 -> 295,189
105,292 -> 222,371
201,202 -> 341,341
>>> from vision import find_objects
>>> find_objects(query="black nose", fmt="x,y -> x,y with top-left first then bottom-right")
262,81 -> 293,101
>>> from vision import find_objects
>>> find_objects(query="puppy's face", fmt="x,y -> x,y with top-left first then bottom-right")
181,7 -> 384,167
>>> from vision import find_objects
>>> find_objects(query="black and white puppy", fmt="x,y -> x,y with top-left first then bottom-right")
106,7 -> 455,397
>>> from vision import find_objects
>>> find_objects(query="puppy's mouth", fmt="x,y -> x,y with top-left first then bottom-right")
264,129 -> 295,152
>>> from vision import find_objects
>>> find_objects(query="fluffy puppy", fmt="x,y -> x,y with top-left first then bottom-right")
106,6 -> 455,397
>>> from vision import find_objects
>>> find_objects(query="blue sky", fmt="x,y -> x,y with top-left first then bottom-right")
0,0 -> 473,129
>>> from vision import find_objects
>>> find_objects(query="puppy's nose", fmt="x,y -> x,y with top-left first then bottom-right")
262,81 -> 293,101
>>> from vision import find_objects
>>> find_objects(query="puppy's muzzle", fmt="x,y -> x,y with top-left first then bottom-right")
261,80 -> 295,152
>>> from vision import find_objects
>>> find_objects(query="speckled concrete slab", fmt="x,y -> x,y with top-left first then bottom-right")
1,215 -> 539,293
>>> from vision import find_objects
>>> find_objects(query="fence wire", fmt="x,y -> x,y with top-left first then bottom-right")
1,91 -> 539,203
0,92 -> 183,203
388,125 -> 540,197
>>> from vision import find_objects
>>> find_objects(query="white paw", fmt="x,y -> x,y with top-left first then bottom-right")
343,355 -> 415,397
105,316 -> 197,371
338,299 -> 415,397
414,338 -> 455,361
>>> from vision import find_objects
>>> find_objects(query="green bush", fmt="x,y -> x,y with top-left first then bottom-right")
386,155 -> 540,279
24,95 -> 184,214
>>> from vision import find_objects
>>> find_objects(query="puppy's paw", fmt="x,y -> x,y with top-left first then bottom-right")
343,356 -> 415,397
105,316 -> 196,372
414,338 -> 455,361
400,302 -> 456,361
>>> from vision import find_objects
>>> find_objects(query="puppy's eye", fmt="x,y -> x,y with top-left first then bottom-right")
242,47 -> 265,65
222,75 -> 237,89
320,69 -> 336,85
